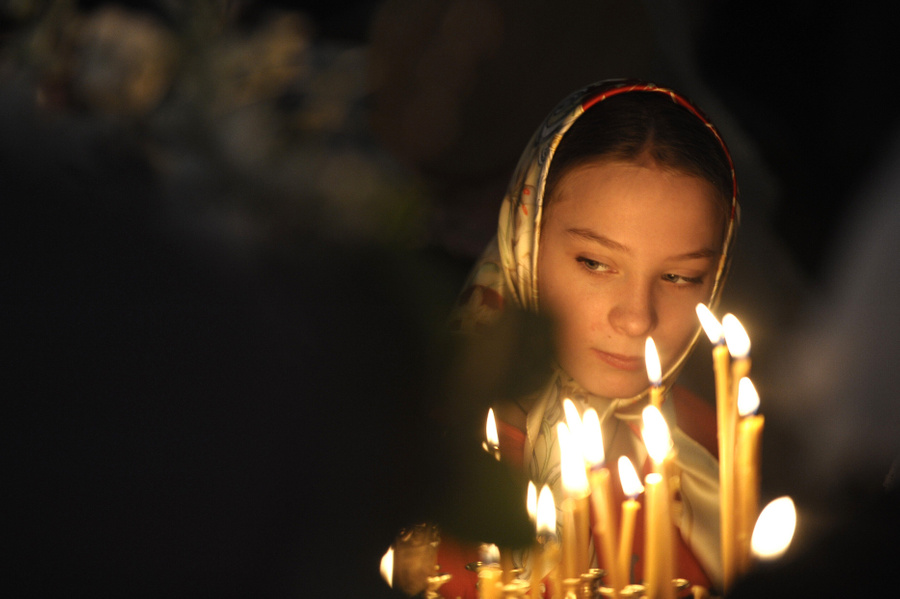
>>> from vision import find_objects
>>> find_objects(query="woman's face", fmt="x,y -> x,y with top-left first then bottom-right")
537,159 -> 724,399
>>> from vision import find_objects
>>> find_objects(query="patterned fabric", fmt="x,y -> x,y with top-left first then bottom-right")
449,80 -> 740,588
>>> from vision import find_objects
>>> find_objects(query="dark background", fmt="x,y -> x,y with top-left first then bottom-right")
4,1 -> 900,596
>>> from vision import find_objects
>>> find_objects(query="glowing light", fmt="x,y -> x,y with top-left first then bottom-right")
379,546 -> 394,587
483,408 -> 500,461
485,408 -> 499,448
527,481 -> 538,522
641,405 -> 673,464
618,456 -> 644,499
644,337 -> 662,385
696,303 -> 724,344
563,398 -> 587,464
751,496 -> 796,560
581,407 -> 605,467
480,543 -> 500,564
537,484 -> 557,536
737,377 -> 760,417
558,422 -> 589,495
722,314 -> 751,359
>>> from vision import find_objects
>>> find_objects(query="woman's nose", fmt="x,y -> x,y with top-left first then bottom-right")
608,282 -> 657,337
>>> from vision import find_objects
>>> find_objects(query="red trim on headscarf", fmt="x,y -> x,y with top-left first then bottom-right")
579,81 -> 738,222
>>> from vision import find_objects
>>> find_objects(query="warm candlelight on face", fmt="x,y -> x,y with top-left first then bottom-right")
751,496 -> 796,560
380,546 -> 394,588
484,408 -> 500,460
645,337 -> 663,407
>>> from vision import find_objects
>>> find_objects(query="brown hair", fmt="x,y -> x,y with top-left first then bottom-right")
544,90 -> 734,221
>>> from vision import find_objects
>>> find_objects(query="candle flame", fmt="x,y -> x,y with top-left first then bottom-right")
695,303 -> 724,344
537,484 -> 557,535
527,481 -> 538,522
480,543 -> 500,564
618,455 -> 643,498
737,377 -> 760,417
581,407 -> 605,467
751,496 -> 796,560
722,313 -> 751,359
641,405 -> 672,464
644,337 -> 662,385
562,398 -> 587,464
485,408 -> 499,448
557,422 -> 590,495
379,546 -> 394,588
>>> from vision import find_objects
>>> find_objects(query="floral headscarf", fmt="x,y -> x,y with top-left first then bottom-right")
453,79 -> 739,395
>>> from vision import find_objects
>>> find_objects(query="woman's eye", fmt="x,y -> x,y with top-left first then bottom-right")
662,273 -> 704,286
576,257 -> 611,272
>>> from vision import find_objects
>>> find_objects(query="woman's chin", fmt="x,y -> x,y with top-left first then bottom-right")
573,374 -> 647,401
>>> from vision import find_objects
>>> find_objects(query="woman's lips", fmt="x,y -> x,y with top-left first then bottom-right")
593,349 -> 644,371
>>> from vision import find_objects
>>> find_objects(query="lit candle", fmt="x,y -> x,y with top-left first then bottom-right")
479,544 -> 503,599
735,378 -> 764,574
380,546 -> 394,588
533,485 -> 557,599
617,456 -> 643,589
750,496 -> 796,561
484,407 -> 501,461
527,481 -> 538,525
583,408 -> 620,595
558,421 -> 590,581
722,314 -> 751,392
563,399 -> 588,465
696,303 -> 736,591
645,337 -> 663,408
641,406 -> 675,599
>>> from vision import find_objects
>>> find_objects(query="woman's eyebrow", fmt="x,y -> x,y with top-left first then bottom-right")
566,228 -> 630,253
669,248 -> 719,260
567,227 -> 718,261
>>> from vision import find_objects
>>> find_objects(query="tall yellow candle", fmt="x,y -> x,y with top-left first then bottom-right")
582,408 -> 620,596
545,541 -> 562,599
532,485 -> 556,598
617,456 -> 643,588
479,544 -> 502,599
735,377 -> 764,575
696,304 -> 736,591
641,406 -> 675,599
722,313 -> 751,590
558,421 -> 590,581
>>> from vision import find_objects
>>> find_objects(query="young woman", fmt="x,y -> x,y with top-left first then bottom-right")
450,79 -> 739,592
